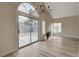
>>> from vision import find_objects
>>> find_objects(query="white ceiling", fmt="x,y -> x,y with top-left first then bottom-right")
44,2 -> 79,19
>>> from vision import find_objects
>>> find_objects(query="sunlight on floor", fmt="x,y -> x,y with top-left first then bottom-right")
19,33 -> 38,48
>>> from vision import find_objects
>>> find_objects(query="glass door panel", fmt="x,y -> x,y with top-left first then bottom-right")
18,15 -> 30,48
31,19 -> 38,43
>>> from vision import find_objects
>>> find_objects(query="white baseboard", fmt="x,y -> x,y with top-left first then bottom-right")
0,48 -> 18,57
54,35 -> 79,39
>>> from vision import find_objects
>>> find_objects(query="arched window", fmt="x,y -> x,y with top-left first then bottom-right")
18,3 -> 38,17
18,3 -> 39,48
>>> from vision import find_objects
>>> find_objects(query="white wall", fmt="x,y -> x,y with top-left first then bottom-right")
54,16 -> 79,39
77,3 -> 79,31
0,3 -> 18,56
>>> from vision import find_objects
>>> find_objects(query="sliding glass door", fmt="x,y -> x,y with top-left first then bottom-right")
31,19 -> 38,43
18,15 -> 38,48
18,15 -> 30,48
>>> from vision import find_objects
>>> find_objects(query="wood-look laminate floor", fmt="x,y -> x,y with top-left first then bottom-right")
6,36 -> 79,57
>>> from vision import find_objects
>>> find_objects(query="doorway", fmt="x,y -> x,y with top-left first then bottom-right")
18,15 -> 30,48
18,16 -> 38,48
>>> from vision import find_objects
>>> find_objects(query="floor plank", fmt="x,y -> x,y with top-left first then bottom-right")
5,36 -> 79,57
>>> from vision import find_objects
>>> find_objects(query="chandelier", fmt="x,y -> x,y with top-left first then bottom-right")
35,3 -> 52,14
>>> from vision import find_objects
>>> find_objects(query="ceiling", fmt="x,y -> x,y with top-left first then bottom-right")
44,2 -> 79,19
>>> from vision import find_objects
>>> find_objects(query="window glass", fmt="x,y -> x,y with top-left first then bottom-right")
42,20 -> 46,34
58,23 -> 62,32
52,23 -> 62,33
18,3 -> 38,17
